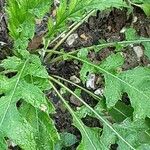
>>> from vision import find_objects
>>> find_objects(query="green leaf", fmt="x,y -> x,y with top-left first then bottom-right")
100,124 -> 117,149
141,3 -> 150,16
109,101 -> 134,123
20,103 -> 60,150
7,0 -> 52,54
76,126 -> 104,150
60,132 -> 78,147
0,100 -> 36,149
79,63 -> 95,83
0,132 -> 7,150
0,55 -> 55,149
125,28 -> 137,41
77,48 -> 89,60
75,106 -> 115,150
99,53 -> 124,72
114,118 -> 150,149
104,67 -> 150,119
78,48 -> 95,83
0,56 -> 22,71
100,118 -> 150,150
1,54 -> 49,78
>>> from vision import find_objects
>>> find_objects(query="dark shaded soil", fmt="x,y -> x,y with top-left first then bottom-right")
0,0 -> 12,60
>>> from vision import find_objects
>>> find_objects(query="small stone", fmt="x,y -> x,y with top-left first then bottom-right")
70,75 -> 81,83
86,74 -> 96,90
66,33 -> 78,46
80,33 -> 89,41
133,46 -> 143,60
70,95 -> 82,106
120,27 -> 126,33
108,26 -> 112,32
133,16 -> 138,23
94,88 -> 104,96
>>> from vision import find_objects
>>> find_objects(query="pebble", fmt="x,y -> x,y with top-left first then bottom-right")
66,33 -> 78,46
86,74 -> 96,90
133,46 -> 143,60
70,75 -> 81,83
70,95 -> 82,106
94,88 -> 104,96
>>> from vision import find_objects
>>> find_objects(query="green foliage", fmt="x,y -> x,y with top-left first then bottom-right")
59,132 -> 78,148
102,118 -> 150,150
0,54 -> 59,149
47,0 -> 127,40
7,0 -> 52,54
130,0 -> 150,16
20,103 -> 60,149
2,0 -> 150,149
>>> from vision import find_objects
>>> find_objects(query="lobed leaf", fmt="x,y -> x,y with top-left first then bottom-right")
0,55 -> 56,149
20,103 -> 60,150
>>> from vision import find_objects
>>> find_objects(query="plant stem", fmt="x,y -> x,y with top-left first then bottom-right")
49,75 -> 136,150
49,80 -> 97,150
53,10 -> 96,50
52,75 -> 102,101
48,22 -> 77,46
45,38 -> 150,63
44,10 -> 96,62
128,0 -> 141,8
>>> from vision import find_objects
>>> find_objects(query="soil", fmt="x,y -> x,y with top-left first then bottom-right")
1,2 -> 150,149
0,0 -> 12,61
46,8 -> 150,150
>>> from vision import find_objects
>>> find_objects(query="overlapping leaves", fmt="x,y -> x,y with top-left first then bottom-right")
7,0 -> 52,53
0,55 -> 59,149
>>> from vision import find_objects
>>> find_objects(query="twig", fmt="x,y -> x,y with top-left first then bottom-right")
44,10 -> 96,62
48,22 -> 77,46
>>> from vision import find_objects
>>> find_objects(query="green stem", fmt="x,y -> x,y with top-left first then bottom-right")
49,76 -> 136,150
44,10 -> 96,62
45,38 -> 150,62
49,80 -> 97,150
52,75 -> 102,101
128,0 -> 142,8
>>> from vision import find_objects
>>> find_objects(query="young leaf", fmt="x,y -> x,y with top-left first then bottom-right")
7,0 -> 52,54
